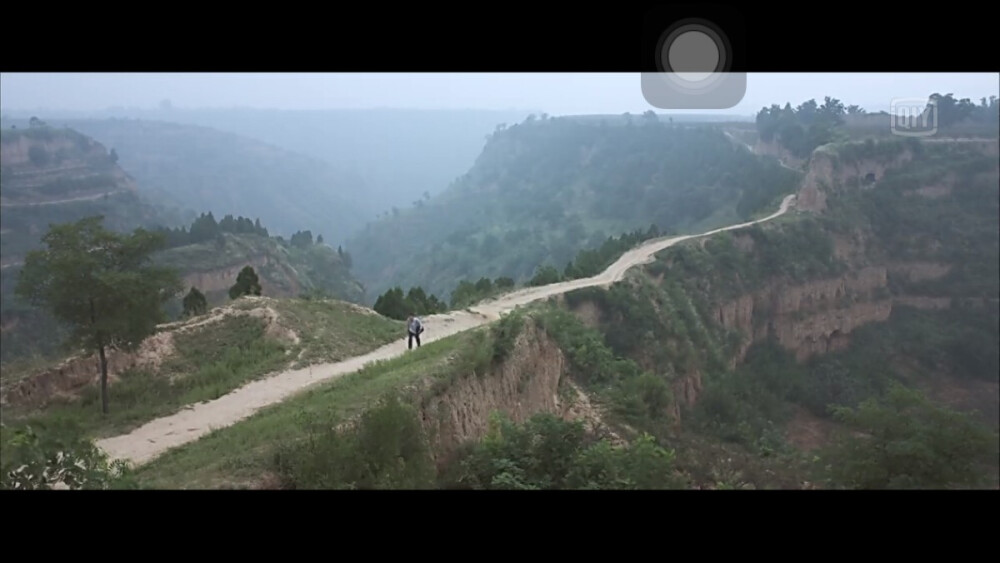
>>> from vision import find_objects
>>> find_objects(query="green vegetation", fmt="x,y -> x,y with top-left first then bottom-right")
820,383 -> 998,489
563,225 -> 664,279
156,212 -> 269,248
760,94 -> 999,155
181,287 -> 208,317
1,424 -> 136,490
3,315 -> 289,438
656,220 -> 846,300
755,96 -> 849,158
373,286 -> 446,320
273,298 -> 402,366
273,393 -> 436,489
348,115 -> 801,300
442,413 -> 681,489
229,266 -> 263,300
15,217 -> 182,414
1,126 -> 188,365
132,332 -> 472,488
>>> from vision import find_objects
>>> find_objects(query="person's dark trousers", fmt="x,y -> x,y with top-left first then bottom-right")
408,331 -> 421,349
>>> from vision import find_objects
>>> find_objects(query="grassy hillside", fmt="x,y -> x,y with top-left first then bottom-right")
347,115 -> 801,301
0,297 -> 402,444
55,118 -> 371,244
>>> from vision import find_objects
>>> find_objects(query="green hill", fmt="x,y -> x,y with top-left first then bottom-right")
1,125 -> 368,365
346,115 -> 801,301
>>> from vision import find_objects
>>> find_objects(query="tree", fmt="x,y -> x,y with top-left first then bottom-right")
820,383 -> 998,489
373,287 -> 409,320
229,266 -> 263,300
181,287 -> 208,318
15,216 -> 182,414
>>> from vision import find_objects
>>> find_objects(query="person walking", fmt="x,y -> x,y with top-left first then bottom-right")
407,315 -> 424,350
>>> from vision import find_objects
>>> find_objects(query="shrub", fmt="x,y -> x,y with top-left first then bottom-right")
273,394 -> 435,489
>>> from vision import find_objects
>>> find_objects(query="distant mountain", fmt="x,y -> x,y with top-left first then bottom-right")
50,118 -> 371,245
20,108 -> 538,217
0,124 -> 183,266
346,114 -> 801,301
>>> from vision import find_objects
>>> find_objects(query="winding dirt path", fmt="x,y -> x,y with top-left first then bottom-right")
0,190 -> 129,208
95,194 -> 797,466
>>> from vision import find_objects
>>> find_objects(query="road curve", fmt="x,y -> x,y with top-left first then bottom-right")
95,194 -> 797,466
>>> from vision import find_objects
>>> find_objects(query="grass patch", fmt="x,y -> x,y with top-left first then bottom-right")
133,331 -> 475,488
274,298 -> 402,367
3,315 -> 290,439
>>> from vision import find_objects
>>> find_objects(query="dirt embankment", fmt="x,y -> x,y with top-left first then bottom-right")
183,254 -> 300,297
715,265 -> 891,364
0,301 -> 297,409
415,321 -> 620,469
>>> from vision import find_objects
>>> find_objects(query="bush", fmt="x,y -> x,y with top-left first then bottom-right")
819,383 -> 999,489
491,311 -> 525,365
0,424 -> 136,490
228,266 -> 262,299
273,394 -> 435,489
444,413 -> 682,489
181,286 -> 208,318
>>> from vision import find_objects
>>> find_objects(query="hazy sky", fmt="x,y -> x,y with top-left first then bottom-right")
1,73 -> 997,116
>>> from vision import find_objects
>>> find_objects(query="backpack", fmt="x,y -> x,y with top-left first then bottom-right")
411,317 -> 423,334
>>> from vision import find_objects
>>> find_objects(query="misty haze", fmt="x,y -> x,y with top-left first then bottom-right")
1,72 -> 997,491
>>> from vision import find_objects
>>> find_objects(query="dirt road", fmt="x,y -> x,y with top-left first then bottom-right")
0,190 -> 129,208
95,194 -> 796,466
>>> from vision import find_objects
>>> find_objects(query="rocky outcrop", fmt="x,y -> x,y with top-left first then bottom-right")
715,266 -> 892,363
418,323 -> 565,466
753,139 -> 805,170
796,146 -> 914,212
416,321 -> 614,468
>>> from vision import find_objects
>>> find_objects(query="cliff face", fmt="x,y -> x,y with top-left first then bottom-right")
714,266 -> 893,363
626,137 -> 998,416
183,253 -> 300,297
753,139 -> 806,170
416,322 -> 612,468
796,146 -> 914,212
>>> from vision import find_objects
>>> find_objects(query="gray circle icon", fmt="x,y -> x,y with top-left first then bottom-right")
643,17 -> 745,108
667,30 -> 720,81
656,20 -> 730,88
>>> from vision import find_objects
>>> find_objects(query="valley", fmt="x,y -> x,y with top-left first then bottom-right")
1,89 -> 997,490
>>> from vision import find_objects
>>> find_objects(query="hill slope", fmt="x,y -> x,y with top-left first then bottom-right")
36,107 -> 538,217
346,116 -> 801,301
55,118 -> 371,243
1,125 -> 187,363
